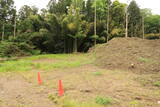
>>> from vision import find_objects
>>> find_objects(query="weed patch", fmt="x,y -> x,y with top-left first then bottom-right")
95,96 -> 112,105
130,100 -> 139,107
48,95 -> 103,107
93,72 -> 103,76
154,81 -> 160,87
138,57 -> 152,63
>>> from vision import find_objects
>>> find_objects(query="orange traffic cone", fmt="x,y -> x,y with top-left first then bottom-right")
38,72 -> 42,85
58,80 -> 64,96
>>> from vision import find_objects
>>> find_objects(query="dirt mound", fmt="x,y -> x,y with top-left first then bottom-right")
90,37 -> 160,73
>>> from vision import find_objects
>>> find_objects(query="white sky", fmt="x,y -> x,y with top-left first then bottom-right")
14,0 -> 160,14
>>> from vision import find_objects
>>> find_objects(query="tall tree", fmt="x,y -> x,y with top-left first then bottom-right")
128,0 -> 142,37
85,0 -> 94,22
0,0 -> 15,40
141,8 -> 152,39
110,0 -> 126,38
48,0 -> 72,15
106,0 -> 111,42
62,0 -> 85,53
18,5 -> 33,20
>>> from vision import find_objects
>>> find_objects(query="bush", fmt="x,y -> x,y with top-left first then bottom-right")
0,41 -> 40,57
145,33 -> 160,39
8,33 -> 32,43
0,42 -> 26,57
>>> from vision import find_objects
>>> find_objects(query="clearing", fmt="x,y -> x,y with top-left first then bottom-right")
0,38 -> 160,107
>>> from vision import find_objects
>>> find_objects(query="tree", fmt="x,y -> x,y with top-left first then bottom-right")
141,8 -> 152,39
106,0 -> 110,42
18,6 -> 41,33
110,0 -> 126,38
0,0 -> 15,40
62,0 -> 85,53
92,0 -> 107,46
85,0 -> 94,22
18,5 -> 32,20
145,15 -> 160,34
48,0 -> 72,15
93,0 -> 97,46
128,0 -> 142,37
44,13 -> 63,53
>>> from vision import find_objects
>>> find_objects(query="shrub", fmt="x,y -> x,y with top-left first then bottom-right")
145,33 -> 160,39
90,35 -> 99,40
0,41 -> 40,57
0,42 -> 26,57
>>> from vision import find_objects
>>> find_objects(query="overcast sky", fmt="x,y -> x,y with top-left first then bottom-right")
14,0 -> 160,14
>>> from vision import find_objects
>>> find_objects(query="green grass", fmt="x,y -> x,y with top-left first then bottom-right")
24,54 -> 90,61
154,81 -> 160,87
48,95 -> 103,107
95,96 -> 113,105
0,54 -> 92,72
24,54 -> 73,60
59,99 -> 103,107
138,57 -> 152,63
129,100 -> 139,107
48,94 -> 59,104
0,60 -> 33,72
93,71 -> 103,76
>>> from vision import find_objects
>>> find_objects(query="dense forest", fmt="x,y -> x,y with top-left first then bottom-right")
0,0 -> 160,57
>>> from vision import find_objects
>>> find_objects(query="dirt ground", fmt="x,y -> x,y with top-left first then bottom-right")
0,64 -> 160,107
89,37 -> 160,73
0,37 -> 160,107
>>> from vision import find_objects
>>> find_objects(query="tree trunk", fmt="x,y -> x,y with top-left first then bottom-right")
64,36 -> 66,53
94,39 -> 96,46
94,1 -> 97,46
14,16 -> 16,38
131,23 -> 133,37
142,16 -> 145,39
73,37 -> 77,53
2,24 -> 5,41
106,0 -> 110,42
125,12 -> 128,38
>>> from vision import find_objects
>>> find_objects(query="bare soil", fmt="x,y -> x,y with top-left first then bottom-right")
90,37 -> 160,73
0,64 -> 160,107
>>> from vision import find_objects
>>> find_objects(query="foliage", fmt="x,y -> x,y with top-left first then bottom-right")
0,0 -> 159,56
0,40 -> 40,57
145,15 -> 160,34
0,42 -> 27,57
145,33 -> 160,39
128,0 -> 142,37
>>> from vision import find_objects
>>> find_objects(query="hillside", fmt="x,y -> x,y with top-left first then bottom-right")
90,37 -> 160,73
